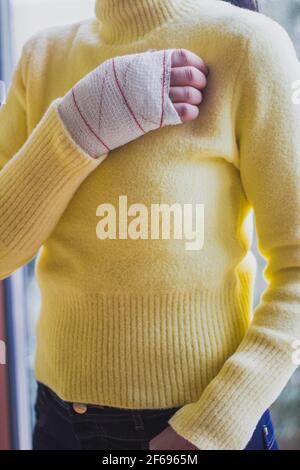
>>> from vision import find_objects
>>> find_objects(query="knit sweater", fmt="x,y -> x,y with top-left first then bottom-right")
0,0 -> 300,450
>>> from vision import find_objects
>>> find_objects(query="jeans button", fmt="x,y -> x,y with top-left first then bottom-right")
73,403 -> 88,414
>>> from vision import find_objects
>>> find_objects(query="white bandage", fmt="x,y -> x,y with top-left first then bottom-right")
58,49 -> 182,158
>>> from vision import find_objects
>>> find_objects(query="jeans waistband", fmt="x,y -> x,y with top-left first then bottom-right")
38,382 -> 180,416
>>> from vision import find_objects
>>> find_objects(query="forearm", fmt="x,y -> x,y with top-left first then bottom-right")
0,100 -> 104,278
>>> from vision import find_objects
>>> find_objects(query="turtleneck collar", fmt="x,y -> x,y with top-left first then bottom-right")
95,0 -> 198,44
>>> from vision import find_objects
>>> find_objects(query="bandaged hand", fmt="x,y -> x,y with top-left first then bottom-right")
58,48 -> 208,158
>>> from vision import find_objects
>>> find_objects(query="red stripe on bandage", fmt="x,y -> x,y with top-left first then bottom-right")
72,88 -> 110,152
112,58 -> 146,134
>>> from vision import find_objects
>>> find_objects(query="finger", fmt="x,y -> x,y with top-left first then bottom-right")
171,48 -> 209,76
171,66 -> 207,89
169,86 -> 203,105
173,103 -> 200,122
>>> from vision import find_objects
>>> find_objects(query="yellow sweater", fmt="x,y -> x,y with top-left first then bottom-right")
0,0 -> 300,450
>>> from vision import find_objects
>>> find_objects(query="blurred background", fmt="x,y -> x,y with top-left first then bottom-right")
0,0 -> 299,450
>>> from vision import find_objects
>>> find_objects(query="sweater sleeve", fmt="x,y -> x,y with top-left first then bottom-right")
0,46 -> 106,279
168,19 -> 300,450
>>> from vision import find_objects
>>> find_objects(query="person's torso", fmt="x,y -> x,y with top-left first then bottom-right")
24,6 -> 256,296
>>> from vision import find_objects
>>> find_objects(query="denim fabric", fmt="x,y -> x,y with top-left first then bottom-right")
32,382 -> 279,450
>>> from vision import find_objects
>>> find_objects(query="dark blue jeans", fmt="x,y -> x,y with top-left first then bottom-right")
32,382 -> 279,450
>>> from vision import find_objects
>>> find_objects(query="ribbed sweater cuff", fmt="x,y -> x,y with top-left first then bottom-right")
168,331 -> 295,450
